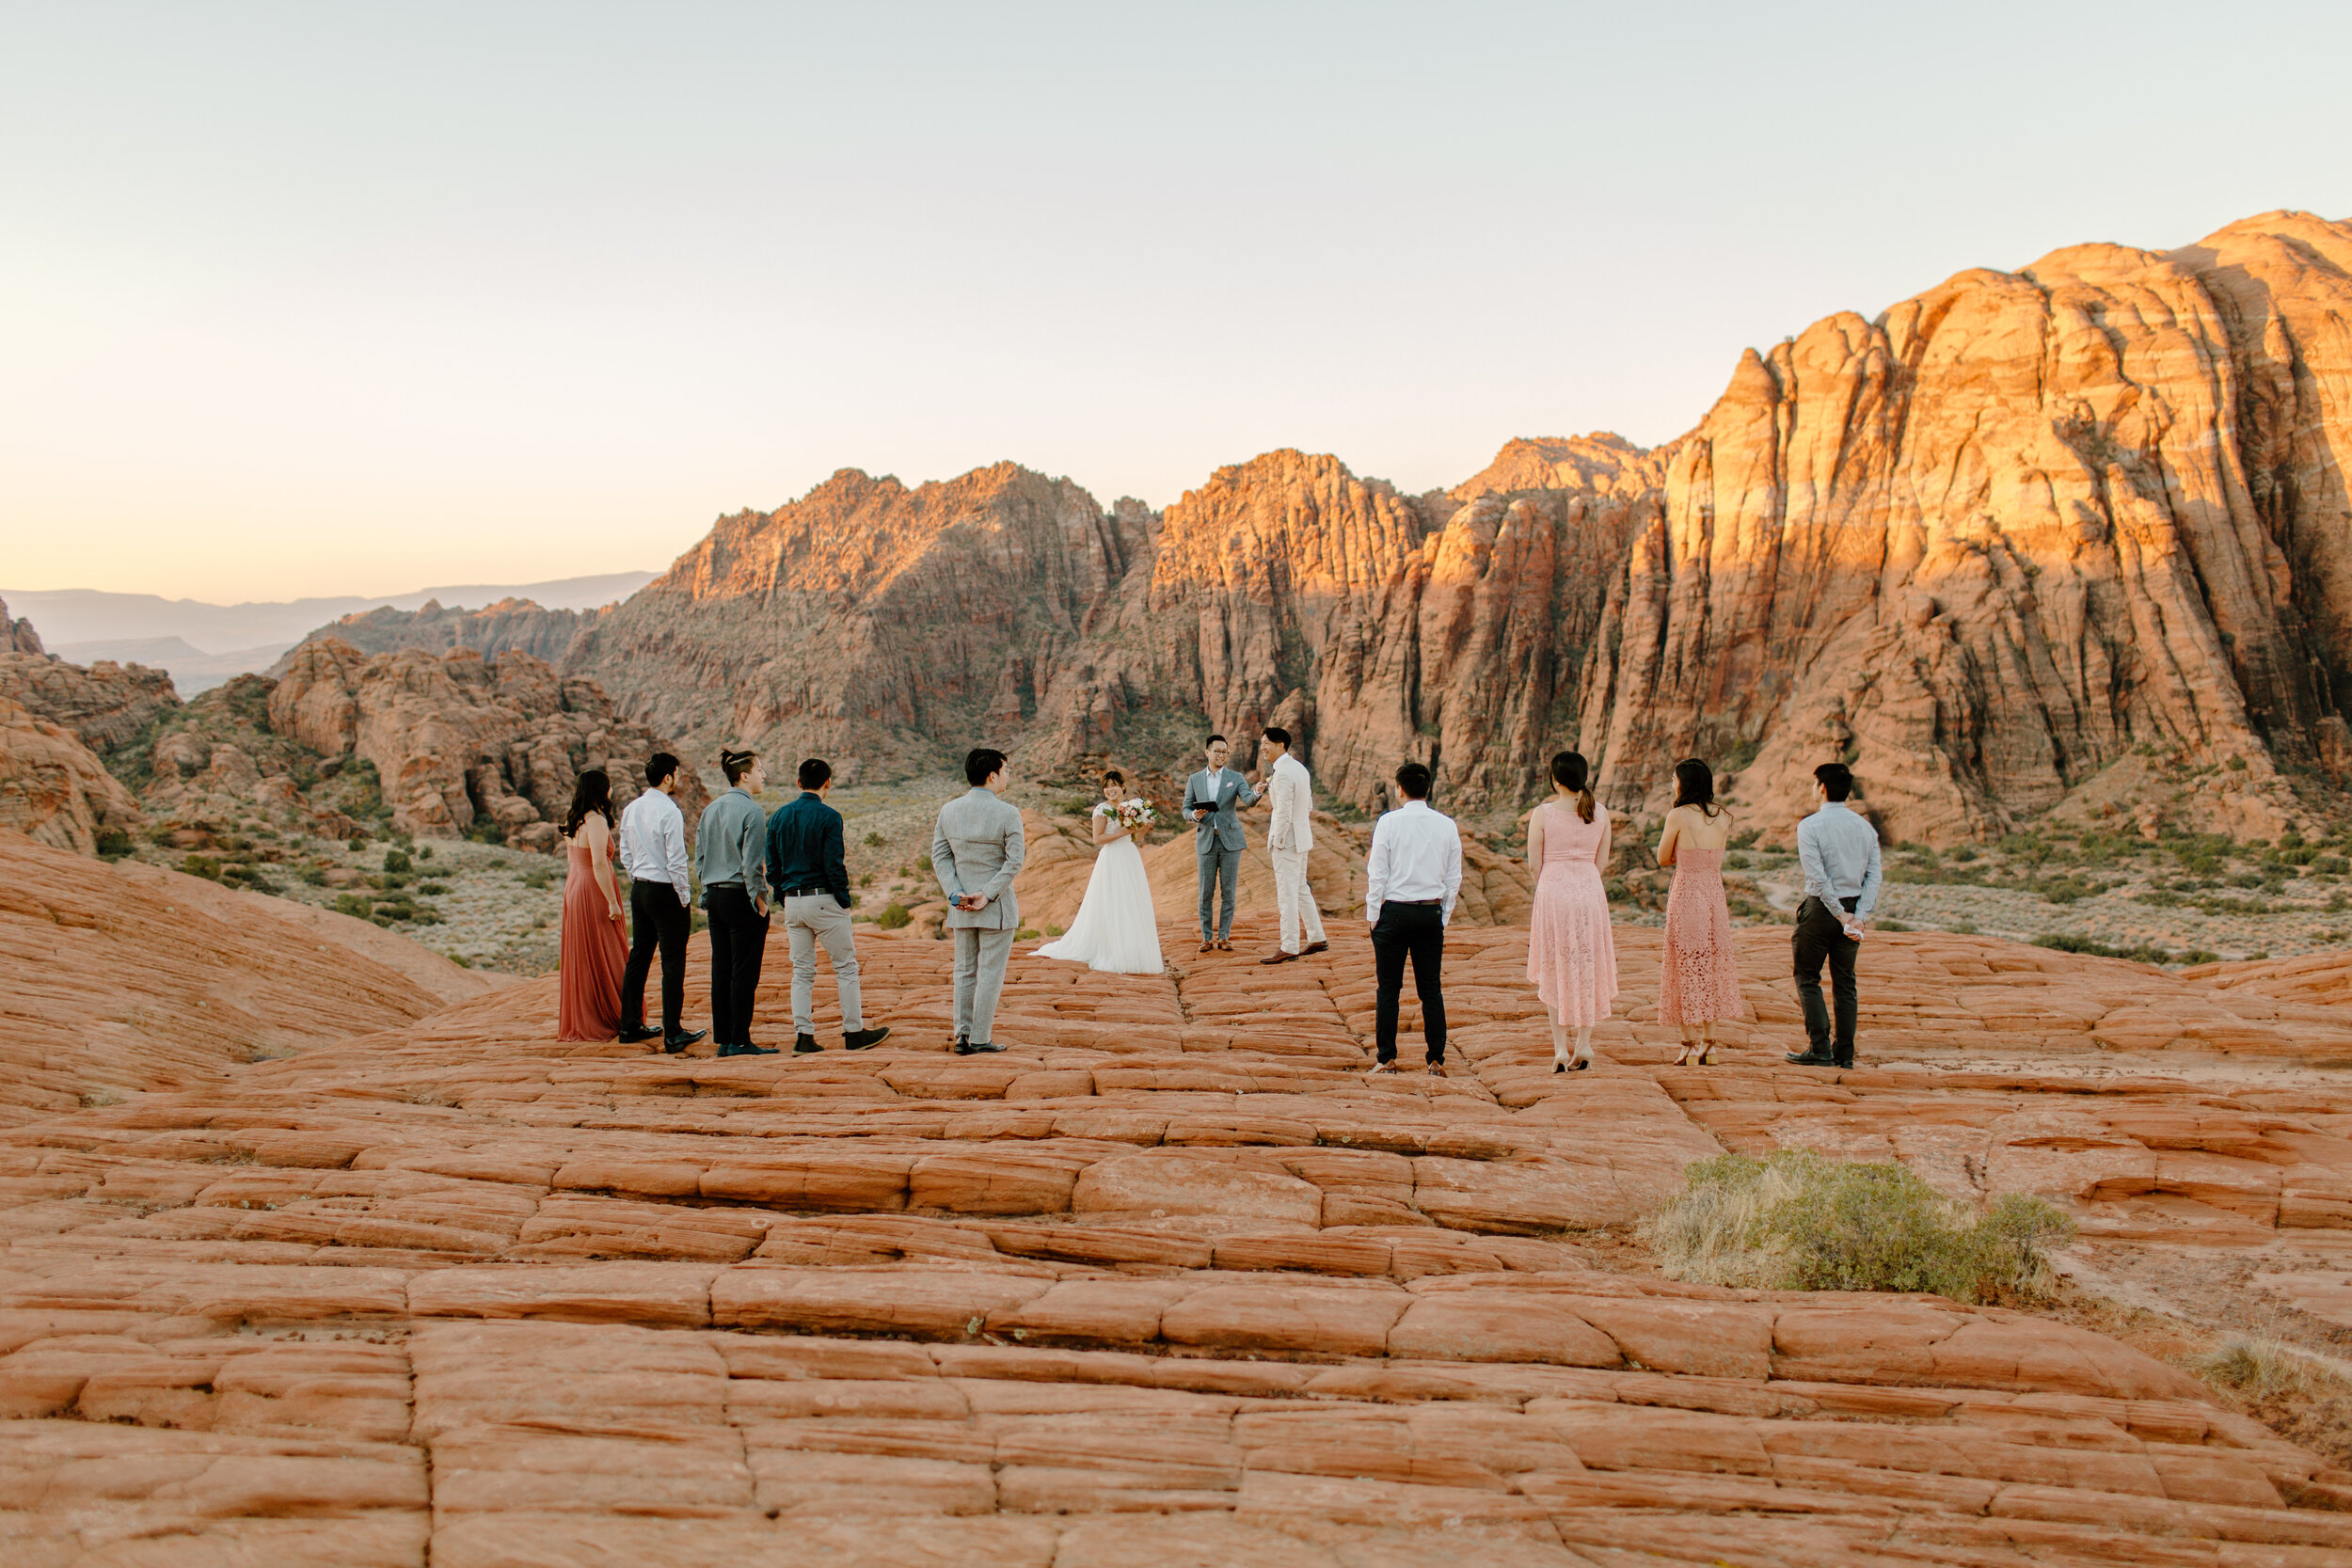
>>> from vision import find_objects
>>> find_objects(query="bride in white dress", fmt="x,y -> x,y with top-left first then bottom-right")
1035,769 -> 1164,974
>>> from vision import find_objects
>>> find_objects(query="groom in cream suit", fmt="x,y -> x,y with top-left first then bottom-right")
1258,726 -> 1327,964
932,747 -> 1025,1054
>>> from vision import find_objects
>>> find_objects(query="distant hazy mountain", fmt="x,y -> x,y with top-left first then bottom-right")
2,572 -> 656,691
46,637 -> 294,695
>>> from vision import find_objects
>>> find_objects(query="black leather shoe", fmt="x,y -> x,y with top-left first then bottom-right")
955,1040 -> 1007,1054
1785,1049 -> 1836,1066
664,1028 -> 707,1053
718,1042 -> 777,1056
844,1026 -> 890,1051
794,1034 -> 822,1053
618,1025 -> 660,1045
1834,1054 -> 1855,1070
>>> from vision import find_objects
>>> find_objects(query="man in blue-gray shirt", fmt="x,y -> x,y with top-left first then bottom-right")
1787,762 -> 1882,1069
695,749 -> 773,1056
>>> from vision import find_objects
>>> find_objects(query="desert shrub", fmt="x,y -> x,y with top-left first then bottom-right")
2035,932 -> 2215,966
383,848 -> 412,874
875,901 -> 912,930
2196,1337 -> 2316,1400
2315,855 -> 2350,876
333,894 -> 372,919
93,827 -> 133,859
1728,829 -> 1760,850
521,867 -> 552,891
1642,1151 -> 2074,1304
182,854 -> 222,880
297,864 -> 328,886
418,880 -> 449,895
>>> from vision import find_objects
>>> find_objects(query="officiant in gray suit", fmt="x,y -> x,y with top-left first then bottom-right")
931,747 -> 1025,1054
1183,733 -> 1262,953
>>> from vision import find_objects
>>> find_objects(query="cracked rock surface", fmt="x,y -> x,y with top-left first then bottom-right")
4,835 -> 2352,1563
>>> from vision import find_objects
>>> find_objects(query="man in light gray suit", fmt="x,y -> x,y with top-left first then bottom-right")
1183,733 -> 1262,954
931,746 -> 1025,1054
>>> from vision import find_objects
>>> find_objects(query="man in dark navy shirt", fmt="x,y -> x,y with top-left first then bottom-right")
764,758 -> 889,1054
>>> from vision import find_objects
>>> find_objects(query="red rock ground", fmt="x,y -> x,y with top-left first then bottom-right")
5,838 -> 2352,1564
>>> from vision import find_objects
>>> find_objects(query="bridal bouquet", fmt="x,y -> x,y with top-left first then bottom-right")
1113,798 -> 1162,833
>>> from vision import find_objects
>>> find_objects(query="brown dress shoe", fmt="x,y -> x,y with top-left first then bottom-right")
1300,942 -> 1328,956
1260,950 -> 1298,965
1199,940 -> 1216,954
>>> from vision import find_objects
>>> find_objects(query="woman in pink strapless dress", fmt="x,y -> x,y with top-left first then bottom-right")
1526,751 -> 1616,1072
557,768 -> 629,1042
1655,757 -> 1741,1066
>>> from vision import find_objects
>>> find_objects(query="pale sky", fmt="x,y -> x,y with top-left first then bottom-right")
5,2 -> 2349,603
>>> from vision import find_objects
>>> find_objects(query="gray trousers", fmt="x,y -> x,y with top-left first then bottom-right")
1197,838 -> 1241,939
951,925 -> 1016,1044
784,893 -> 863,1036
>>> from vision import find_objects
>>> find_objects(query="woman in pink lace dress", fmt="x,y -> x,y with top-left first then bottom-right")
1525,752 -> 1616,1072
1655,757 -> 1740,1066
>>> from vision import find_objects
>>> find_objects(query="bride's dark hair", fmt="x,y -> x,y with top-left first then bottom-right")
1103,768 -> 1124,789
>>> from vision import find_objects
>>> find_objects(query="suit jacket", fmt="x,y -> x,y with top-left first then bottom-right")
1266,753 -> 1315,853
1184,767 -> 1260,854
932,787 -> 1025,930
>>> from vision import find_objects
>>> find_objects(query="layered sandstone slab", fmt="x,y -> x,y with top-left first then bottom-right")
0,833 -> 502,1126
2,898 -> 2347,1560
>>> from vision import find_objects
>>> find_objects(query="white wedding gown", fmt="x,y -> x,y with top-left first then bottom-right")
1036,807 -> 1164,974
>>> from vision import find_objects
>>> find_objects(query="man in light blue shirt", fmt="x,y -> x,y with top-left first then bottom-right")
1787,762 -> 1882,1069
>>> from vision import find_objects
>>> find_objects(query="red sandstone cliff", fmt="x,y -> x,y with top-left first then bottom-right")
269,641 -> 705,847
277,596 -> 595,669
567,211 -> 2352,843
566,463 -> 1151,777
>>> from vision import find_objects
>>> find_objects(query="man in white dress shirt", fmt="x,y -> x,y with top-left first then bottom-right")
1258,726 -> 1328,964
1363,760 -> 1462,1076
1786,761 -> 1883,1070
617,752 -> 707,1052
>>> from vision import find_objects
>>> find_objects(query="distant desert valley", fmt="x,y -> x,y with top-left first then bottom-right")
7,210 -> 2352,1563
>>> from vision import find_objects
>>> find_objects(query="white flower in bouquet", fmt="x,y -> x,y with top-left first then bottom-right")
1114,798 -> 1161,832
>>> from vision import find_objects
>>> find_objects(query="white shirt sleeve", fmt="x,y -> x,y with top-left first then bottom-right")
1440,820 -> 1463,926
1365,815 -> 1392,925
662,799 -> 691,904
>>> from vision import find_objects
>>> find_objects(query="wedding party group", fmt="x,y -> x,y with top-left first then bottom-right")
549,727 -> 1884,1075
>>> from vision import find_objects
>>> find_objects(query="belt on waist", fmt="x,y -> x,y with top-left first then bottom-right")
781,885 -> 831,898
1390,897 -> 1442,906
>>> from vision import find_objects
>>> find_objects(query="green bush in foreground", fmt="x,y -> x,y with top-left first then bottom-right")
1642,1151 -> 2074,1304
874,902 -> 912,930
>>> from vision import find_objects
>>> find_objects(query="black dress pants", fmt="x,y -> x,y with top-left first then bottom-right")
1792,895 -> 1861,1064
1372,902 -> 1447,1063
705,883 -> 770,1046
622,879 -> 691,1035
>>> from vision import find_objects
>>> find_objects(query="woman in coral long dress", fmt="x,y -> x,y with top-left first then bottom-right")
557,768 -> 629,1041
1526,751 -> 1617,1072
1655,757 -> 1741,1066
